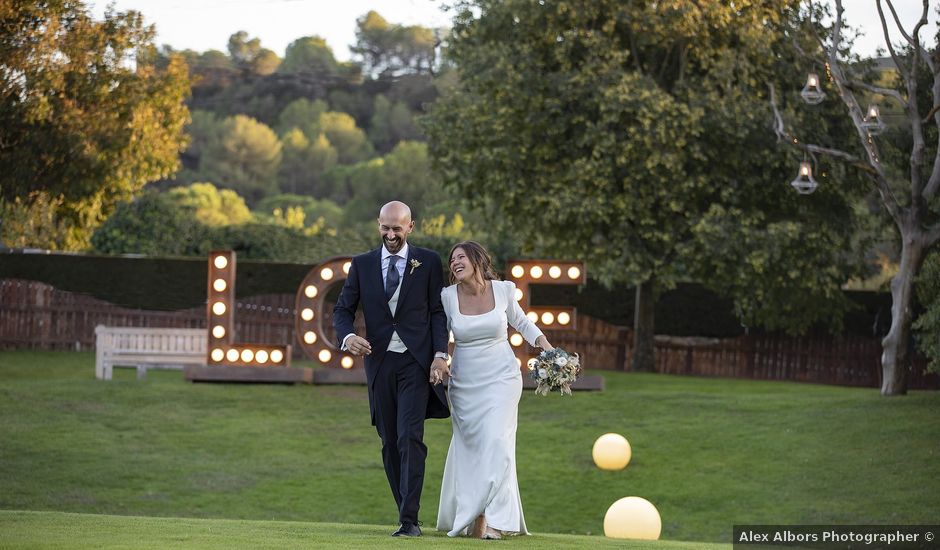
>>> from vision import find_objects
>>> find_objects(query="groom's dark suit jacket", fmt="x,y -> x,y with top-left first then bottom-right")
333,245 -> 450,425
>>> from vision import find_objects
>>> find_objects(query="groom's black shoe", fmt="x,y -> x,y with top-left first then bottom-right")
392,522 -> 422,537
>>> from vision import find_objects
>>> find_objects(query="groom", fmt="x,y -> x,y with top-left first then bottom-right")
333,200 -> 450,537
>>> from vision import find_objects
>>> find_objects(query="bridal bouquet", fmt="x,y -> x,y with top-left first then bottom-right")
529,348 -> 581,396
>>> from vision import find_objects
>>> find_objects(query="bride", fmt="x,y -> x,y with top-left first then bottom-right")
431,241 -> 553,539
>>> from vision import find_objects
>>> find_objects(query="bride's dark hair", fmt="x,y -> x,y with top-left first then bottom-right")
448,241 -> 499,286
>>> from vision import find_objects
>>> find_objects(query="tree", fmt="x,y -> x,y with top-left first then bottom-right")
370,95 -> 422,153
167,182 -> 253,226
276,98 -> 328,138
90,192 -> 205,256
424,0 -> 867,372
0,1 -> 191,249
199,115 -> 282,204
277,128 -> 338,196
228,31 -> 280,76
280,36 -> 339,77
351,11 -> 437,78
339,141 -> 453,221
319,111 -> 374,164
771,1 -> 940,395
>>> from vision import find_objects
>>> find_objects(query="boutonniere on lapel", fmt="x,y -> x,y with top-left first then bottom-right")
409,258 -> 422,274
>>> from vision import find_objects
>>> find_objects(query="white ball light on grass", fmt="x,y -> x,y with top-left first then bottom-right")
592,433 -> 632,470
603,497 -> 661,540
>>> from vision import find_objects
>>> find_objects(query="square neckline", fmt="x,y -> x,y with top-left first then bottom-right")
455,280 -> 499,317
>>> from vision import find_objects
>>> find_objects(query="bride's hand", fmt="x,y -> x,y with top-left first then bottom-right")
537,335 -> 554,352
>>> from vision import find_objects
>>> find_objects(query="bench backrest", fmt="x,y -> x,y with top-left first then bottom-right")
95,326 -> 207,355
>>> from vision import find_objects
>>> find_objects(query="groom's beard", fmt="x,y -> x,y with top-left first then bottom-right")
384,237 -> 404,254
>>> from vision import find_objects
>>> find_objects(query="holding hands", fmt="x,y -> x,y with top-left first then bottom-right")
430,357 -> 450,385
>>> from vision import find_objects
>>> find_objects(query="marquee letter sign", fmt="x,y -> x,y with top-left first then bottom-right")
206,250 -> 292,367
293,256 -> 362,369
505,259 -> 586,370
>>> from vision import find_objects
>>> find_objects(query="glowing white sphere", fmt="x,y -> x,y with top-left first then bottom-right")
549,265 -> 562,279
509,333 -> 524,347
526,311 -> 539,323
603,497 -> 661,540
304,285 -> 318,298
304,331 -> 317,344
341,356 -> 354,369
558,312 -> 571,325
511,265 -> 525,278
212,302 -> 226,315
255,350 -> 269,364
514,288 -> 524,301
301,308 -> 314,321
320,267 -> 334,281
213,278 -> 227,292
211,325 -> 226,339
240,349 -> 254,362
342,261 -> 351,274
270,350 -> 284,363
541,312 -> 555,325
593,433 -> 632,471
530,266 -> 543,278
318,349 -> 332,363
210,348 -> 224,362
226,349 -> 239,362
568,266 -> 581,280
213,255 -> 228,269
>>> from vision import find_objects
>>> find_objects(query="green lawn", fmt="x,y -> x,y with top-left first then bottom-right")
0,350 -> 938,545
0,510 -> 726,549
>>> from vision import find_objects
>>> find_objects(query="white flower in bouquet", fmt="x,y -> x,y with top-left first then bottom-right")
555,356 -> 568,367
538,368 -> 548,379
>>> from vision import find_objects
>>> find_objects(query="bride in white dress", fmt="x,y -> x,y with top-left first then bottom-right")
431,241 -> 553,539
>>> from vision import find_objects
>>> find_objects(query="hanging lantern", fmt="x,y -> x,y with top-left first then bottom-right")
800,72 -> 826,105
861,104 -> 885,135
790,161 -> 818,194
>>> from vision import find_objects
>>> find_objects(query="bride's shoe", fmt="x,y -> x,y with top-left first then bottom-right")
471,515 -> 486,538
483,527 -> 503,540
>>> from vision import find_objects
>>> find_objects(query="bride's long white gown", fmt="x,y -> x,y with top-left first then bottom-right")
436,280 -> 544,537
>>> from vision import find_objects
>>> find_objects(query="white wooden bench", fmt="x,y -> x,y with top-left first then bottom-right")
95,325 -> 207,380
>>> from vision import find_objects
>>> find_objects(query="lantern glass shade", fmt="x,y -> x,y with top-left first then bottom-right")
861,104 -> 885,135
790,161 -> 819,195
800,72 -> 826,105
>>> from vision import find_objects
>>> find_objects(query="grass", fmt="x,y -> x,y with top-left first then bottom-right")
0,350 -> 938,545
0,510 -> 727,549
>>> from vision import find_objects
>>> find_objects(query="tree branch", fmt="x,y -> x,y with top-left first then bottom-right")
885,0 -> 936,73
846,79 -> 906,107
876,0 -> 911,84
927,222 -> 940,248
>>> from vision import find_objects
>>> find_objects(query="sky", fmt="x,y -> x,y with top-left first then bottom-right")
87,1 -> 937,61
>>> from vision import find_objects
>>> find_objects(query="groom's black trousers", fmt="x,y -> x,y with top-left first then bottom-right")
372,350 -> 429,525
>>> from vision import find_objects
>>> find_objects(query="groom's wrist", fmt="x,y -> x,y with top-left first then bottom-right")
434,352 -> 449,361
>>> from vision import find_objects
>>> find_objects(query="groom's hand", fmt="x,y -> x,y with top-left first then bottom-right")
430,358 -> 450,385
346,335 -> 372,356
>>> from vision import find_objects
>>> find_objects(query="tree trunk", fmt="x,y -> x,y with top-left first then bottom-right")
880,233 -> 925,396
631,277 -> 656,372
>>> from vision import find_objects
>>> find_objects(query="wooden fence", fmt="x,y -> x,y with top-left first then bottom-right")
1,278 -> 936,389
